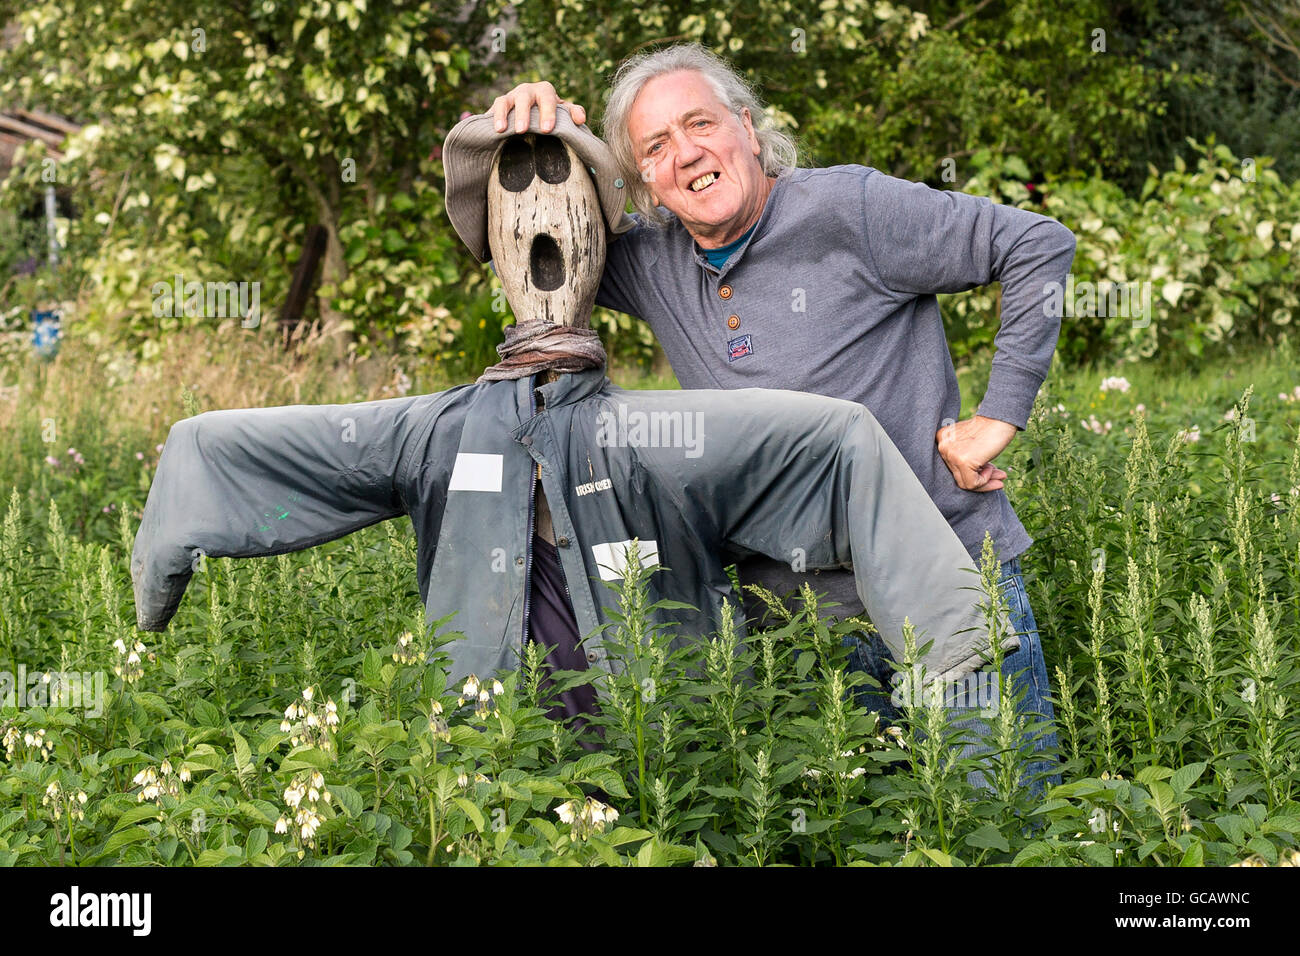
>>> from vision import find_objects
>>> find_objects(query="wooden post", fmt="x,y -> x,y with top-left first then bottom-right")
280,223 -> 327,349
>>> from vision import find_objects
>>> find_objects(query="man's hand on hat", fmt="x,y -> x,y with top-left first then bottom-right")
936,415 -> 1015,492
492,81 -> 587,133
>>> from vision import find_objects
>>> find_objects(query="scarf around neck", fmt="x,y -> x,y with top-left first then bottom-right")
476,320 -> 607,383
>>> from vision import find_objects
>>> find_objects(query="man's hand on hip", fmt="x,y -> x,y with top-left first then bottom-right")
936,415 -> 1017,492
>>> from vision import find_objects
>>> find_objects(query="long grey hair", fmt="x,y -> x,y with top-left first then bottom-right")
602,43 -> 800,226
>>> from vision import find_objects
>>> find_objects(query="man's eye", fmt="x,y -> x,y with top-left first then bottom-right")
648,142 -> 663,155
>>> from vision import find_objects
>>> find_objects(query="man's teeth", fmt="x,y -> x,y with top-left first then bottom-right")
689,172 -> 717,191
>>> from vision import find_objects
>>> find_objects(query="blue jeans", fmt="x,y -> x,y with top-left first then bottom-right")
842,556 -> 1062,801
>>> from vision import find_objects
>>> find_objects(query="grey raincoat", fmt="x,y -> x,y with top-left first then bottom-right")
131,365 -> 1016,688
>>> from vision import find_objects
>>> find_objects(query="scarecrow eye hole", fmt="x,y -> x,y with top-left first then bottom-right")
498,136 -> 536,192
533,135 -> 571,184
529,234 -> 565,292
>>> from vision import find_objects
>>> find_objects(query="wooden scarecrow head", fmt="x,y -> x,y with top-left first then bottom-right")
486,133 -> 606,330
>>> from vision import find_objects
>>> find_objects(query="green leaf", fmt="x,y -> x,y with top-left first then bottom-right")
245,826 -> 268,858
965,824 -> 1010,853
1079,842 -> 1115,867
329,784 -> 365,818
102,826 -> 154,855
453,797 -> 486,833
1170,762 -> 1207,796
114,804 -> 163,830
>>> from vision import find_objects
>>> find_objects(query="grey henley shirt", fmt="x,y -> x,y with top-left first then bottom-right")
594,164 -> 1076,617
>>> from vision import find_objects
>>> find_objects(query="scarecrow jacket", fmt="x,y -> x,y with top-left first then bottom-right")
131,366 -> 1017,688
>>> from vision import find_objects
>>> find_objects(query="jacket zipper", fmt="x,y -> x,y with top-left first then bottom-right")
522,383 -> 537,651
524,385 -> 580,665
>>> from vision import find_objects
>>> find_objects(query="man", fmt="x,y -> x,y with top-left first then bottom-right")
131,115 -> 1019,754
489,42 -> 1077,795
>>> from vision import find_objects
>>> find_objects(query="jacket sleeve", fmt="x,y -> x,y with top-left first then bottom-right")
640,388 -> 1016,685
130,396 -> 433,631
862,170 -> 1076,430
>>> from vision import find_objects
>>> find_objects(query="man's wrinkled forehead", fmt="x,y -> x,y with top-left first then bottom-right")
630,71 -> 729,144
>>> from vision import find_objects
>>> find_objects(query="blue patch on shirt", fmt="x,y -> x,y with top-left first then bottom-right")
726,334 -> 754,363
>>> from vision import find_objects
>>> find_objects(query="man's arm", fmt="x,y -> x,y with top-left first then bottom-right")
130,395 -> 437,631
862,171 -> 1076,488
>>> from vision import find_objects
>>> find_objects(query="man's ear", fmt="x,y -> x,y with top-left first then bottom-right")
740,107 -> 760,157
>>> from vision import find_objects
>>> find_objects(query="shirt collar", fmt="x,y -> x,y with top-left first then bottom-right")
690,172 -> 789,278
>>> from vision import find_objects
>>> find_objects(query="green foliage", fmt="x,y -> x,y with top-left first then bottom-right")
3,346 -> 1300,864
943,140 -> 1300,365
515,0 -> 1165,182
0,0 -> 502,368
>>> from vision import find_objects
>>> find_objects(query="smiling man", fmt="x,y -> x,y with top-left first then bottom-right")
489,43 -> 1076,796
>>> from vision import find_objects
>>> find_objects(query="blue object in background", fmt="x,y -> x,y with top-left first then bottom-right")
32,309 -> 61,360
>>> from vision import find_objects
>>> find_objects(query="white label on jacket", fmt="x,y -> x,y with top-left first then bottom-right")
448,453 -> 503,492
592,539 -> 660,581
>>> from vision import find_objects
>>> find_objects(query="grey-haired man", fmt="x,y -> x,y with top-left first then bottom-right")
489,43 -> 1077,797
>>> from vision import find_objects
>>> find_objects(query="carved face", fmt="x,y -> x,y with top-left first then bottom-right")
487,134 -> 606,329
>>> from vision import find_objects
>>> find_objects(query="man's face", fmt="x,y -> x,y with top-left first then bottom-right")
627,69 -> 768,248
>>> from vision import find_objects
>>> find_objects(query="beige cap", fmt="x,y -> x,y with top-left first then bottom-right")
442,103 -> 637,263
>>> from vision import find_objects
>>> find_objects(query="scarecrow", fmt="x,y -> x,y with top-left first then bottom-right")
131,106 -> 1017,725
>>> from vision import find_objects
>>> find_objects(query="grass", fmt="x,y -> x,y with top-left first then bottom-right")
0,326 -> 1298,865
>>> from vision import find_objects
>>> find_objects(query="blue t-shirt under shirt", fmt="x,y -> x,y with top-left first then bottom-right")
699,223 -> 757,268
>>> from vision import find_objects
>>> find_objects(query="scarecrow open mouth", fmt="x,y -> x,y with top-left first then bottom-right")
530,234 -> 565,291
689,171 -> 720,191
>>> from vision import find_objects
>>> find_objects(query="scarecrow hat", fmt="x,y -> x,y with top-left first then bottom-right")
443,103 -> 637,263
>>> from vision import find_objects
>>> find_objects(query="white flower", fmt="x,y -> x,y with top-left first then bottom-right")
555,800 -> 576,824
492,680 -> 504,696
1099,376 -> 1131,393
462,675 -> 480,699
302,686 -> 314,702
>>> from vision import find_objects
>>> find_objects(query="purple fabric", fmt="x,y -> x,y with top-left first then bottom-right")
528,531 -> 601,743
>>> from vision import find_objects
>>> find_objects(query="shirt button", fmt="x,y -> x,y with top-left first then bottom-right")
557,536 -> 569,548
727,314 -> 740,330
516,556 -> 525,566
718,285 -> 733,300
586,651 -> 599,663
